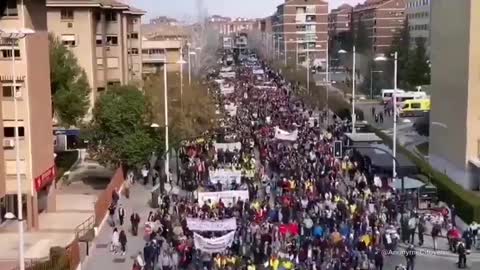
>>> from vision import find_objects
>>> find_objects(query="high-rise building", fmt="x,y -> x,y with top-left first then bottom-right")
352,0 -> 406,55
272,0 -> 329,67
429,0 -> 480,190
46,0 -> 145,112
328,4 -> 353,52
0,0 -> 56,228
406,0 -> 431,50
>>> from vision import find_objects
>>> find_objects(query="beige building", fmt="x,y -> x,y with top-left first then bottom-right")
0,0 -> 56,228
141,23 -> 189,74
429,0 -> 480,190
46,0 -> 145,111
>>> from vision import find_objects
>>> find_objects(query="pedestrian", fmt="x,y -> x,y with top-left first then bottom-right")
130,212 -> 140,236
112,187 -> 120,206
451,204 -> 457,227
111,228 -> 120,255
375,114 -> 379,123
143,242 -> 153,270
371,107 -> 376,117
142,165 -> 148,185
374,248 -> 384,270
133,252 -> 145,270
458,241 -> 467,268
119,229 -> 127,256
431,222 -> 441,251
108,202 -> 116,227
405,245 -> 416,270
408,215 -> 417,244
417,216 -> 425,246
118,204 -> 125,226
379,112 -> 384,124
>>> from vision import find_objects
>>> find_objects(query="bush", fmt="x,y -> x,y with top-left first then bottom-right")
367,126 -> 480,223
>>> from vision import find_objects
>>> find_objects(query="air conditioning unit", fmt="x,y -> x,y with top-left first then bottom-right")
3,138 -> 15,148
67,22 -> 73,28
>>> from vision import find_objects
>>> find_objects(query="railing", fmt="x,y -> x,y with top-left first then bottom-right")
74,214 -> 95,241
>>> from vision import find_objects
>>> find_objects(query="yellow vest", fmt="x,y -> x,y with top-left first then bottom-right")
248,265 -> 256,270
270,258 -> 280,270
283,261 -> 293,270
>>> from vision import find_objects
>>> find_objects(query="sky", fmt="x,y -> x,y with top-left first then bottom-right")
129,0 -> 364,22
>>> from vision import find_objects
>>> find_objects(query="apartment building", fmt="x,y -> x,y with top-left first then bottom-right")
46,0 -> 145,111
352,0 -> 406,55
141,23 -> 189,74
0,0 -> 56,228
406,0 -> 430,50
328,4 -> 353,51
208,16 -> 257,36
272,0 -> 329,67
429,0 -> 480,190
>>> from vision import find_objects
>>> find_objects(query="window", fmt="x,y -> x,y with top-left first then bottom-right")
129,33 -> 139,39
106,57 -> 119,68
106,35 -> 118,46
105,11 -> 117,22
60,9 -> 74,20
96,34 -> 103,46
94,12 -> 101,21
128,48 -> 139,55
107,81 -> 120,87
97,87 -> 105,93
61,34 -> 76,47
2,0 -> 18,17
0,49 -> 21,59
96,58 -> 103,67
4,127 -> 25,137
2,85 -> 20,98
411,103 -> 421,109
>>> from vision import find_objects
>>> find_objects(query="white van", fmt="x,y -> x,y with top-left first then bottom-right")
381,89 -> 405,104
395,91 -> 428,104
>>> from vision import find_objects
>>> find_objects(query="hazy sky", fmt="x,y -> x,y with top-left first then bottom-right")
131,0 -> 364,21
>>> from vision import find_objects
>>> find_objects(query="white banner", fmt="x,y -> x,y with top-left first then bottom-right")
224,103 -> 237,116
214,142 -> 241,151
220,72 -> 236,79
220,84 -> 235,94
253,69 -> 264,75
193,231 -> 236,253
186,218 -> 237,232
209,169 -> 242,185
274,127 -> 298,141
198,190 -> 249,205
221,66 -> 233,72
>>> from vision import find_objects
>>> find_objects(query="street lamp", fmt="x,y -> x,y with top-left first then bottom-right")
370,70 -> 383,99
188,50 -> 196,85
177,56 -> 187,109
375,52 -> 399,181
0,27 -> 35,270
338,46 -> 357,133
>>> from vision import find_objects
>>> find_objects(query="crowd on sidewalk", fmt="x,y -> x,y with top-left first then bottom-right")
98,50 -> 480,270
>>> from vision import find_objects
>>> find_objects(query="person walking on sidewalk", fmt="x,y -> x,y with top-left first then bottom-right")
405,245 -> 416,270
108,202 -> 117,227
118,204 -> 126,226
457,240 -> 467,268
431,222 -> 441,251
111,228 -> 120,255
119,229 -> 127,256
408,214 -> 417,245
130,212 -> 141,236
417,216 -> 425,246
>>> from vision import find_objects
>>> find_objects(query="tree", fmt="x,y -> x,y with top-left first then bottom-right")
84,85 -> 160,168
407,37 -> 430,86
388,18 -> 410,88
354,19 -> 371,53
143,72 -> 216,149
49,35 -> 90,127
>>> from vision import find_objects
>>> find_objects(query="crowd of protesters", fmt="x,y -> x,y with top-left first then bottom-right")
101,50 -> 480,270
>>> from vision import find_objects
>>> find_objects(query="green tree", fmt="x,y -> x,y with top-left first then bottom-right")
49,35 -> 90,127
85,85 -> 160,168
388,18 -> 410,88
355,19 -> 371,53
144,72 -> 216,149
407,37 -> 430,86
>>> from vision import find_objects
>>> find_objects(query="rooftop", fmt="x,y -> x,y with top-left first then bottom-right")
46,0 -> 145,14
344,132 -> 382,143
141,24 -> 190,39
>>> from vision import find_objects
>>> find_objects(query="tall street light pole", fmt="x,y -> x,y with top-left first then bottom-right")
0,27 -> 35,270
325,39 -> 330,126
163,52 -> 169,192
352,45 -> 357,134
284,38 -> 287,66
187,43 -> 192,85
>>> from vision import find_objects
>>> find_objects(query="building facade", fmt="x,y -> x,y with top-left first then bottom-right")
352,0 -> 406,55
208,16 -> 257,36
46,0 -> 145,112
272,0 -> 329,66
141,24 -> 189,74
406,0 -> 430,50
429,0 -> 480,190
0,0 -> 56,228
328,4 -> 353,52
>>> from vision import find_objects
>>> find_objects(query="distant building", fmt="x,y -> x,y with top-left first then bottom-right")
328,4 -> 353,51
406,0 -> 431,50
272,0 -> 329,67
352,0 -> 406,55
149,16 -> 179,25
47,0 -> 145,112
141,24 -> 189,74
207,15 -> 257,35
429,0 -> 480,190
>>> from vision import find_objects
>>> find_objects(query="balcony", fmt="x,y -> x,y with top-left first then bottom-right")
142,53 -> 167,64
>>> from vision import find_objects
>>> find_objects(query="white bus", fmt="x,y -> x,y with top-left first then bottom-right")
381,89 -> 405,104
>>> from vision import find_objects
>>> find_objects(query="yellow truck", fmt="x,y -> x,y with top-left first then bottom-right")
400,99 -> 431,117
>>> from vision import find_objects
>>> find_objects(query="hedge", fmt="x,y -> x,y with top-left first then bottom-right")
367,126 -> 480,223
268,60 -> 480,222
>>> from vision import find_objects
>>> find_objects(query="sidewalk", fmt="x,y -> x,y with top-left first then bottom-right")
82,183 -> 154,270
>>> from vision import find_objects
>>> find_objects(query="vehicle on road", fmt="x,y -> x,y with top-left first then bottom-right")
400,99 -> 431,117
381,89 -> 406,104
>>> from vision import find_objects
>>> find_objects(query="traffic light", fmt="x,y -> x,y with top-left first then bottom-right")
333,140 -> 343,158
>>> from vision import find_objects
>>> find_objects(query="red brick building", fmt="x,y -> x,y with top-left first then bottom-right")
272,0 -> 329,66
328,4 -> 353,52
352,0 -> 406,55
